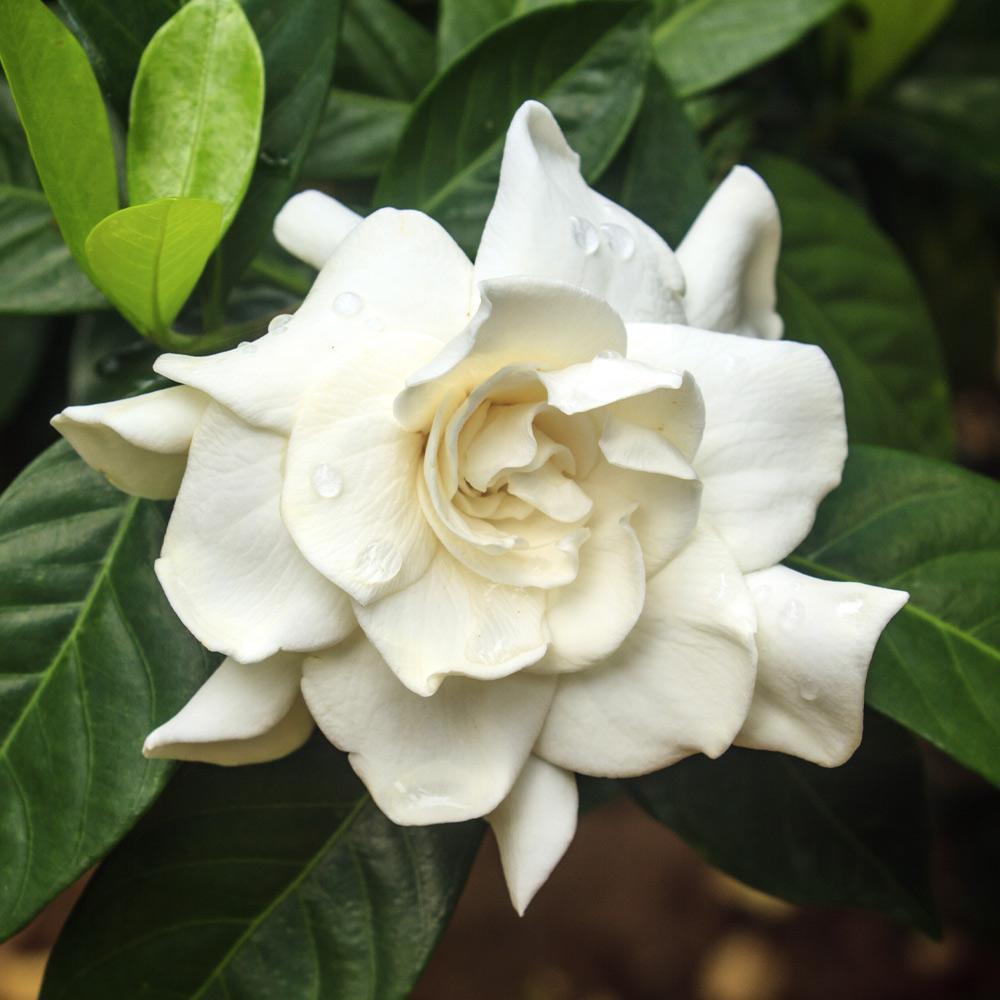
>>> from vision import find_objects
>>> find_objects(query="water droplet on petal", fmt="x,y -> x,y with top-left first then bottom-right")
333,291 -> 363,316
311,464 -> 343,498
799,681 -> 820,702
596,349 -> 623,361
837,598 -> 864,617
600,222 -> 635,260
356,540 -> 402,584
569,215 -> 599,255
268,313 -> 292,333
511,536 -> 529,550
779,598 -> 804,631
237,340 -> 256,354
365,316 -> 385,332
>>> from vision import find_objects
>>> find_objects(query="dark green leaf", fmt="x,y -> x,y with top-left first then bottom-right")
67,312 -> 160,406
0,186 -> 106,314
791,445 -> 1000,788
437,0 -> 570,67
0,316 -> 47,425
0,442 -> 214,941
653,0 -> 846,97
756,155 -> 952,458
630,711 -> 938,932
377,2 -> 651,254
41,735 -> 483,999
0,0 -> 119,274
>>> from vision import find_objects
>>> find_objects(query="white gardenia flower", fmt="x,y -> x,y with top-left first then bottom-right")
52,101 -> 907,914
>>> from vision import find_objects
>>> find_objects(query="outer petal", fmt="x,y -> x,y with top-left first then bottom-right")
395,277 -> 627,432
475,101 -> 686,324
156,208 -> 475,433
51,386 -> 207,499
353,548 -> 548,696
535,522 -> 757,776
627,323 -> 847,572
281,331 -> 442,605
677,166 -> 782,340
302,632 -> 556,825
487,756 -> 578,916
143,654 -> 312,765
736,566 -> 908,766
273,189 -> 362,269
157,403 -> 354,662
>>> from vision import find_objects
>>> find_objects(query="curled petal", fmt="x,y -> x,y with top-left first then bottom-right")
52,386 -> 207,499
273,189 -> 362,269
736,566 -> 908,766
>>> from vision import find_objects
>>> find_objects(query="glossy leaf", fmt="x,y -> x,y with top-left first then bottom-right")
0,317 -> 47,425
127,0 -> 264,231
41,735 -> 483,999
85,198 -> 223,336
67,312 -> 160,407
789,445 -> 1000,789
757,155 -> 952,458
437,0 -> 570,67
0,186 -> 106,314
653,0 -> 846,97
0,0 -> 118,273
630,711 -> 938,932
377,2 -> 651,253
0,442 -> 214,941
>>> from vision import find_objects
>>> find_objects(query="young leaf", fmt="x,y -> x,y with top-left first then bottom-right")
0,0 -> 118,274
377,2 -> 651,254
0,442 -> 214,942
757,155 -> 953,459
127,0 -> 264,231
0,186 -> 105,314
654,0 -> 847,97
790,445 -> 1000,790
41,736 -> 483,999
84,198 -> 223,336
629,712 -> 938,933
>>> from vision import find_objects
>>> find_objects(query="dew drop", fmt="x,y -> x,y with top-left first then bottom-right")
799,681 -> 820,702
356,540 -> 402,584
569,215 -> 599,255
237,340 -> 256,355
600,222 -> 635,260
97,355 -> 121,375
333,291 -> 364,317
779,597 -> 804,631
365,316 -> 385,332
596,349 -> 623,361
268,313 -> 292,333
311,464 -> 343,499
837,598 -> 864,617
511,535 -> 529,550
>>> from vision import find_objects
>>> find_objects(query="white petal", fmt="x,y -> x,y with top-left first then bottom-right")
487,756 -> 578,915
353,548 -> 548,696
677,166 -> 782,340
156,208 -> 475,433
143,654 -> 312,765
281,331 -> 442,605
736,566 -> 908,766
302,632 -> 556,825
475,101 -> 686,324
157,404 -> 354,662
52,386 -> 207,499
273,189 -> 362,269
627,323 -> 847,572
507,463 -> 593,523
535,521 -> 757,776
395,277 -> 626,432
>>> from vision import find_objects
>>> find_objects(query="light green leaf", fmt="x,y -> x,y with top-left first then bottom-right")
0,84 -> 38,189
0,0 -> 119,275
377,2 -> 651,254
630,711 -> 938,932
756,155 -> 953,458
0,186 -> 106,314
0,442 -> 214,941
41,736 -> 482,999
654,0 -> 847,97
127,0 -> 264,231
0,317 -> 47,425
85,198 -> 223,336
790,445 -> 1000,789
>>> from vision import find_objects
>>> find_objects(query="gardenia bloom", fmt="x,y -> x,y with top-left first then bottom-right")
52,101 -> 907,914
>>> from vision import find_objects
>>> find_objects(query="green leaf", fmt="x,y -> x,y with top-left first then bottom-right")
0,442 -> 214,941
303,89 -> 409,182
377,2 -> 651,254
127,0 -> 264,231
790,445 -> 1000,790
653,0 -> 847,97
41,735 -> 483,999
0,84 -> 38,189
437,0 -> 569,67
67,312 -> 160,406
85,198 -> 223,336
0,317 -> 47,425
337,0 -> 436,101
629,711 -> 938,932
845,0 -> 955,99
0,186 -> 106,314
756,155 -> 952,458
0,0 -> 119,275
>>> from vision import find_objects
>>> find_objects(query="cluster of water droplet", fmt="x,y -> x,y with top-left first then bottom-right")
569,216 -> 636,259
